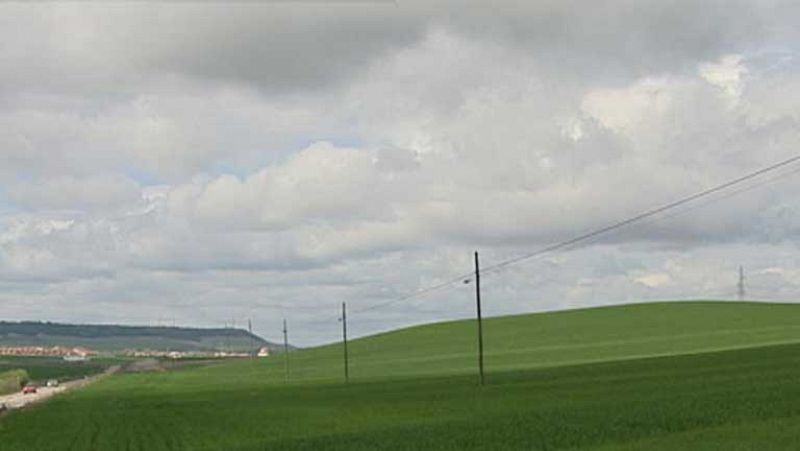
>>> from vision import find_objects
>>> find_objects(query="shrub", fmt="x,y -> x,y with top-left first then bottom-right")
0,369 -> 29,395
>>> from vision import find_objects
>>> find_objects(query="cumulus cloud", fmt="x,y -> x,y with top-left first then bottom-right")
699,54 -> 749,100
0,1 -> 799,344
635,272 -> 672,288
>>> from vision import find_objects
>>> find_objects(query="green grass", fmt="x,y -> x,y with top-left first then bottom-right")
4,300 -> 800,450
2,343 -> 800,450
222,300 -> 800,384
0,370 -> 28,396
0,357 -> 118,383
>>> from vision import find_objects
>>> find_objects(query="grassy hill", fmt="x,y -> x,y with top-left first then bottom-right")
0,321 -> 279,353
4,300 -> 800,450
214,300 -> 800,383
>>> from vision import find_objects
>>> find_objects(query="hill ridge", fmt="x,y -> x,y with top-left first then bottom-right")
344,299 -> 796,344
0,320 -> 284,353
235,299 -> 800,383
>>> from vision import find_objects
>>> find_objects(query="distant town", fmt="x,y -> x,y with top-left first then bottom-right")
0,345 -> 270,360
0,321 -> 283,358
0,346 -> 95,360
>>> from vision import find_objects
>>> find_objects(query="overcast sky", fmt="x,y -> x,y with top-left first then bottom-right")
1,0 -> 799,345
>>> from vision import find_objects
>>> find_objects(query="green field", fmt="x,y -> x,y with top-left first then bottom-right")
2,300 -> 800,450
236,300 -> 800,384
0,357 -> 119,383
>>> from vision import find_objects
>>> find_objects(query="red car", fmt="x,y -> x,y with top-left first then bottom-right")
22,385 -> 37,395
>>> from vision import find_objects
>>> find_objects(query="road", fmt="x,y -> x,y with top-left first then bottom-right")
0,365 -> 119,412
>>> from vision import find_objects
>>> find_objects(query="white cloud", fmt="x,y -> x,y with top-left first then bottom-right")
635,272 -> 672,288
9,175 -> 141,212
582,77 -> 678,133
699,54 -> 749,100
0,3 -> 799,344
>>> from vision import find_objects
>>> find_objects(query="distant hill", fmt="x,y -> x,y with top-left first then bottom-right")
0,321 -> 290,353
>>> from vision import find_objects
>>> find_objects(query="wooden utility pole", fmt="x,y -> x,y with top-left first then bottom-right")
282,319 -> 289,382
247,319 -> 253,358
474,251 -> 485,386
342,302 -> 350,384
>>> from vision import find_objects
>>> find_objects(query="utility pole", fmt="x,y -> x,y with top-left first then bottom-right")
341,302 -> 349,384
738,266 -> 746,301
224,320 -> 231,353
248,319 -> 254,357
474,251 -> 485,386
283,319 -> 289,383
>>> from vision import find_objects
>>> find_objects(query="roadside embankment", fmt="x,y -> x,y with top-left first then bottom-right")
0,370 -> 28,396
0,365 -> 118,412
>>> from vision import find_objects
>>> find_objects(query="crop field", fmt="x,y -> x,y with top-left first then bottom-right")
2,343 -> 800,450
2,301 -> 800,450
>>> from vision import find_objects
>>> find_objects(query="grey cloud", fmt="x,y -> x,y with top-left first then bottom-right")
0,3 -> 425,96
0,216 -> 118,283
436,0 -> 770,80
1,0 -> 796,181
2,1 -> 794,98
0,1 -> 799,345
8,175 -> 141,212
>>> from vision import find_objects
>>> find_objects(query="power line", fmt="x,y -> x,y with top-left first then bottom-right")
479,154 -> 800,276
284,163 -> 800,321
477,162 -> 800,282
353,153 -> 800,314
602,164 -> 800,236
351,273 -> 473,314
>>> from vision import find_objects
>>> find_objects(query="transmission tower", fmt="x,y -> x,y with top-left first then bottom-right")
737,266 -> 746,301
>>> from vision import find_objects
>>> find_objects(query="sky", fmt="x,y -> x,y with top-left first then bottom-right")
1,0 -> 799,346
